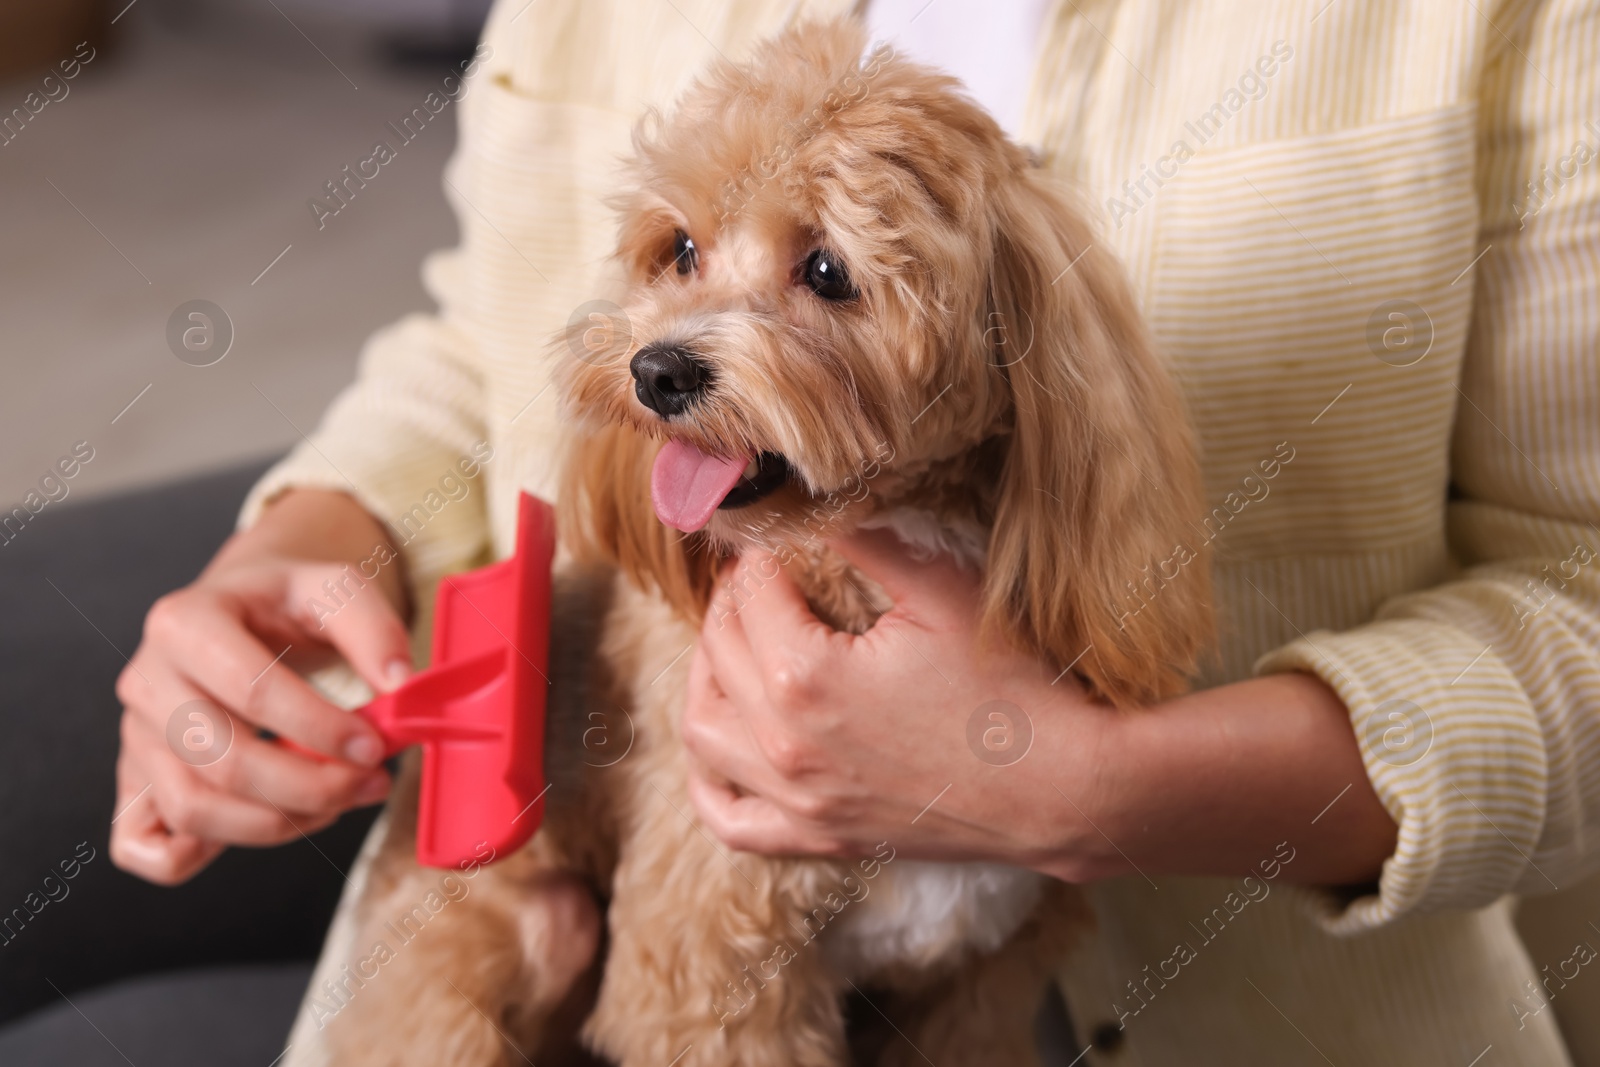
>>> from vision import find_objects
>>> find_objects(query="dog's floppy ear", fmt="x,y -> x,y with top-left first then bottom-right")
982,171 -> 1212,707
559,422 -> 722,623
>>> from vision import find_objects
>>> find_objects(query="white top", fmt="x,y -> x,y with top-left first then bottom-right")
863,0 -> 1051,138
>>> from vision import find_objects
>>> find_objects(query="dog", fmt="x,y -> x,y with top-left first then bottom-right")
323,18 -> 1211,1066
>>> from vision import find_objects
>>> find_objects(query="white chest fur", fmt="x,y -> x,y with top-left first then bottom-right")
827,861 -> 1047,977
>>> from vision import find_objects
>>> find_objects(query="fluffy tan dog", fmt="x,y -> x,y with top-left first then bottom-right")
323,18 -> 1210,1066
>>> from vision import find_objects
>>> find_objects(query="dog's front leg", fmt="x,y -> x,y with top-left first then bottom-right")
582,768 -> 851,1067
321,754 -> 602,1066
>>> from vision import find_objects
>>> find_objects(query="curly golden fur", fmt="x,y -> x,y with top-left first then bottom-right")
324,18 -> 1210,1066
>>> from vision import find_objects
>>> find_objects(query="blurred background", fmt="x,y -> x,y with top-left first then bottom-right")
0,0 -> 491,1061
2,0 -> 491,504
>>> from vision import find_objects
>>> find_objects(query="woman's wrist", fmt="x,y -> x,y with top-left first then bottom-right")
207,488 -> 411,621
996,676 -> 1129,883
1032,672 -> 1398,888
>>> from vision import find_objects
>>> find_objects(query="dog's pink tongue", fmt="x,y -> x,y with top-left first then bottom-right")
651,439 -> 750,532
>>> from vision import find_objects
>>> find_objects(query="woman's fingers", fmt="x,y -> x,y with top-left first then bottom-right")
109,491 -> 412,889
108,757 -> 223,886
703,554 -> 845,720
122,710 -> 337,845
120,652 -> 387,817
109,736 -> 320,886
110,648 -> 375,885
143,586 -> 385,765
110,817 -> 224,886
713,552 -> 834,652
695,590 -> 768,716
703,535 -> 981,730
286,565 -> 413,695
202,729 -> 391,816
150,765 -> 336,846
686,770 -> 840,857
683,646 -> 853,845
683,647 -> 783,791
827,526 -> 981,624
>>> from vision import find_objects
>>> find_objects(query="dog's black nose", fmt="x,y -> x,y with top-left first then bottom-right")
630,344 -> 709,417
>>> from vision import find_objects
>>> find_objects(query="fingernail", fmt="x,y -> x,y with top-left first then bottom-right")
355,775 -> 390,805
344,734 -> 384,767
382,658 -> 412,691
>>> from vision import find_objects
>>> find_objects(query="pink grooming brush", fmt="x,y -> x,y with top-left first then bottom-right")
352,492 -> 554,867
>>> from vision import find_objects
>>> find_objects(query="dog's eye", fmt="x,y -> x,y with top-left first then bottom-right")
672,230 -> 698,276
803,249 -> 856,302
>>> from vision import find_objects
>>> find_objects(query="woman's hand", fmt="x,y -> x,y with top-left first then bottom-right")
683,529 -> 1399,887
111,489 -> 412,886
682,528 -> 1125,879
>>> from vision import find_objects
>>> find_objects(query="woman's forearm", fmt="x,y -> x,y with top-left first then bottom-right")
683,537 -> 1397,890
1066,672 -> 1397,887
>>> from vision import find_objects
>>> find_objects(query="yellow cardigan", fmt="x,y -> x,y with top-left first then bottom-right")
253,1 -> 1600,1063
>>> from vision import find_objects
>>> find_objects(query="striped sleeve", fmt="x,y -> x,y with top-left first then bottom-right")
235,25 -> 524,592
236,258 -> 492,594
1257,0 -> 1600,934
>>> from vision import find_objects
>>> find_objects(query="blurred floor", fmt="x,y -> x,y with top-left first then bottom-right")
0,0 -> 467,506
